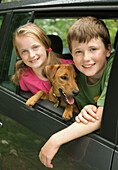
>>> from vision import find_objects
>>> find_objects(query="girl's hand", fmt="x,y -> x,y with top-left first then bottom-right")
39,135 -> 60,168
75,105 -> 99,124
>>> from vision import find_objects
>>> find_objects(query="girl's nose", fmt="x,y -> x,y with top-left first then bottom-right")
29,50 -> 35,58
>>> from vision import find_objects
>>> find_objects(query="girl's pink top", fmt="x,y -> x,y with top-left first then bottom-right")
19,58 -> 74,94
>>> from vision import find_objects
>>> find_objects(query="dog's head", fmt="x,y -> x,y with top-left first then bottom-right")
45,64 -> 79,105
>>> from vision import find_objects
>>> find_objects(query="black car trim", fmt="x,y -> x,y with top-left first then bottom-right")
10,9 -> 118,20
28,11 -> 35,23
19,90 -> 77,125
0,0 -> 118,11
0,12 -> 13,62
100,40 -> 118,144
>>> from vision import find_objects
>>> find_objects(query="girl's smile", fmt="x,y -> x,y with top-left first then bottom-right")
29,56 -> 40,63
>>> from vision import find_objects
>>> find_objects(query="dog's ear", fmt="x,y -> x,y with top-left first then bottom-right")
45,64 -> 60,81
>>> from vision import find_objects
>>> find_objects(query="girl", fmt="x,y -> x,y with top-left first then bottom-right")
12,23 -> 73,94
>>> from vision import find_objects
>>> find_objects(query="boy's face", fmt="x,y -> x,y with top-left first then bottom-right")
71,37 -> 112,83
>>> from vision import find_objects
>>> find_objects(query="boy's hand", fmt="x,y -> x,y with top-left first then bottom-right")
75,105 -> 99,124
39,135 -> 60,168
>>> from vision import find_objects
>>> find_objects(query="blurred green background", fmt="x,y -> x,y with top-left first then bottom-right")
1,0 -> 118,48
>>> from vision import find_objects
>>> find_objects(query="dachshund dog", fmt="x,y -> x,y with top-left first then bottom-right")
26,64 -> 79,120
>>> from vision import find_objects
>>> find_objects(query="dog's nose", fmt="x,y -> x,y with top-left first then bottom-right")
72,90 -> 79,96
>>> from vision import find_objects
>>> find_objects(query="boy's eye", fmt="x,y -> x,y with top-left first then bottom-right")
60,76 -> 67,80
91,48 -> 96,51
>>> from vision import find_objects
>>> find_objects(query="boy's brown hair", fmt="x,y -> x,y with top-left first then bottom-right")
67,16 -> 111,52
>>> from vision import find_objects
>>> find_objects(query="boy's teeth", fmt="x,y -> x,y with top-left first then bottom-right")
84,64 -> 93,68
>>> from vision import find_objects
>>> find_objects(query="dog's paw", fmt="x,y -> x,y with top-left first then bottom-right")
62,112 -> 73,121
25,99 -> 36,106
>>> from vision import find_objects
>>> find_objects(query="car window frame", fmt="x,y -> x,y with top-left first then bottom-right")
100,41 -> 118,145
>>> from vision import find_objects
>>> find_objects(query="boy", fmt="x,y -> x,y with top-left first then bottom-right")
39,16 -> 113,168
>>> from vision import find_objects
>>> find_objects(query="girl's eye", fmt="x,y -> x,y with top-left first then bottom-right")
34,46 -> 38,49
22,50 -> 27,54
61,76 -> 67,80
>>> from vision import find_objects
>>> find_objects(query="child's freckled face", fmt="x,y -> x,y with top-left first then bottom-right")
71,38 -> 111,81
15,35 -> 47,69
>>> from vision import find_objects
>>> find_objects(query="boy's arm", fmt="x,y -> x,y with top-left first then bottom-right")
39,106 -> 103,168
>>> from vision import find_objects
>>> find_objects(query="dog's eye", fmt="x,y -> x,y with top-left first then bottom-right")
61,76 -> 67,80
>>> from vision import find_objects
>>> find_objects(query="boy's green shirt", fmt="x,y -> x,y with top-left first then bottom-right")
75,53 -> 114,111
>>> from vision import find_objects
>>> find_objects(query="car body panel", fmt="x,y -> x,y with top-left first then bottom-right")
112,146 -> 118,170
0,86 -> 115,170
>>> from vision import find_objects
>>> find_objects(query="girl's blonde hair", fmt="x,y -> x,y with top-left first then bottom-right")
67,16 -> 111,52
12,23 -> 62,85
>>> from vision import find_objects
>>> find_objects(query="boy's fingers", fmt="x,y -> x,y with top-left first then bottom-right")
81,109 -> 96,122
92,106 -> 97,112
84,107 -> 99,120
75,105 -> 99,124
75,116 -> 80,123
76,113 -> 88,124
46,158 -> 53,168
39,153 -> 53,169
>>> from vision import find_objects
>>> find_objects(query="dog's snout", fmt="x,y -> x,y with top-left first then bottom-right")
72,90 -> 79,96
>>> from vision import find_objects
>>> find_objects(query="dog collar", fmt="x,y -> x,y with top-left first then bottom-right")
52,92 -> 60,108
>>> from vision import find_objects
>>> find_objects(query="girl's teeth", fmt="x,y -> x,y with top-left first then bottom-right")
31,58 -> 38,62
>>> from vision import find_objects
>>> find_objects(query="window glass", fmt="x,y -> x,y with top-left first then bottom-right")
34,18 -> 118,51
0,12 -> 31,92
0,15 -> 4,29
0,16 -> 116,92
34,18 -> 77,53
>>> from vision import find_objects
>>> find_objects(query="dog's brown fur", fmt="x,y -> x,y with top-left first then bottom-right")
26,64 -> 79,120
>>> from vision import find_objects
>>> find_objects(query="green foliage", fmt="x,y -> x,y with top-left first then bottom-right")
35,18 -> 118,49
1,0 -> 118,48
1,0 -> 19,3
103,19 -> 118,45
34,18 -> 77,48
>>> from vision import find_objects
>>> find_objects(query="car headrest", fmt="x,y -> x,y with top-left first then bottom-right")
48,35 -> 63,54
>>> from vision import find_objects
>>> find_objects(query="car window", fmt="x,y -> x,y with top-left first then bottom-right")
34,18 -> 118,52
0,16 -> 117,94
34,18 -> 77,53
0,12 -> 31,92
0,15 -> 4,28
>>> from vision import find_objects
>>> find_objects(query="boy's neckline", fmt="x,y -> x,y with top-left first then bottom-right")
87,77 -> 100,85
